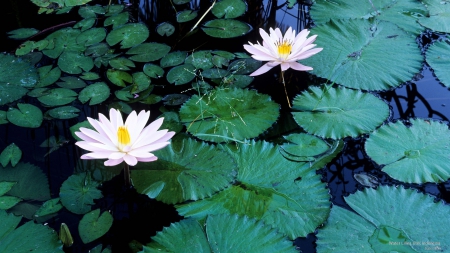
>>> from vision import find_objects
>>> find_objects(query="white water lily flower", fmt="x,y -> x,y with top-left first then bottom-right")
244,27 -> 323,76
75,108 -> 175,166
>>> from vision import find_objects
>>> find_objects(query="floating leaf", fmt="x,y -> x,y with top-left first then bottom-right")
280,133 -> 329,161
59,173 -> 103,214
37,88 -> 77,106
310,0 -> 427,35
426,40 -> 450,88
126,42 -> 171,62
302,19 -> 423,91
185,50 -> 214,70
0,54 -> 38,88
47,106 -> 81,119
74,17 -> 96,31
7,28 -> 39,39
227,57 -> 261,75
34,198 -> 63,217
317,186 -> 450,252
176,10 -> 198,23
0,196 -> 22,210
418,0 -> 450,33
291,86 -> 389,139
80,72 -> 100,80
0,84 -> 28,106
36,65 -> 61,88
106,69 -> 133,87
109,57 -> 135,70
6,103 -> 43,128
143,63 -> 164,78
365,119 -> 450,183
166,64 -> 196,85
132,137 -> 236,204
58,51 -> 94,74
179,88 -> 279,143
212,0 -> 246,19
78,209 -> 113,244
106,23 -> 149,49
15,40 -> 49,56
0,162 -> 50,201
0,111 -> 6,125
143,215 -> 297,253
104,12 -> 129,28
156,22 -> 175,36
43,28 -> 84,58
57,76 -> 87,89
79,82 -> 110,105
0,210 -> 63,252
0,143 -> 22,167
0,182 -> 16,196
202,19 -> 252,38
177,141 -> 332,239
77,27 -> 107,46
160,51 -> 186,68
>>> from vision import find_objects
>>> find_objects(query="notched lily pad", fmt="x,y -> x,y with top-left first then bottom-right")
6,103 -> 43,128
59,173 -> 103,214
126,42 -> 171,62
106,23 -> 149,49
0,143 -> 22,167
202,19 -> 252,38
212,0 -> 247,19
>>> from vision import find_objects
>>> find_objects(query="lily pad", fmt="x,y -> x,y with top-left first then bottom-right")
176,10 -> 198,23
36,65 -> 61,88
0,54 -> 38,88
131,137 -> 237,204
79,209 -> 113,244
0,196 -> 22,210
160,51 -> 187,68
0,182 -> 16,196
109,57 -> 135,70
156,22 -> 175,36
57,76 -> 87,89
291,86 -> 390,139
180,88 -> 279,143
418,0 -> 450,33
106,23 -> 149,49
166,64 -> 196,85
0,143 -> 22,167
143,63 -> 164,78
310,0 -> 427,35
0,210 -> 63,252
79,82 -> 110,105
34,198 -> 63,217
185,51 -> 214,70
47,106 -> 80,119
126,42 -> 171,62
59,173 -> 103,214
43,28 -> 84,58
202,19 -> 252,38
76,27 -> 107,46
106,69 -> 132,87
6,103 -> 43,128
316,186 -> 450,252
280,133 -> 329,162
212,0 -> 246,19
58,51 -> 94,74
104,12 -> 129,28
0,84 -> 28,106
365,119 -> 450,183
177,140 -> 333,239
142,215 -> 297,253
302,19 -> 423,91
7,28 -> 39,39
37,88 -> 78,106
426,39 -> 450,88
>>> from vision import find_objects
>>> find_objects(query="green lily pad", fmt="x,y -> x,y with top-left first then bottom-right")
176,10 -> 198,23
310,0 -> 427,35
15,40 -> 49,56
6,103 -> 43,128
0,84 -> 28,106
57,76 -> 87,89
160,51 -> 187,68
85,43 -> 110,57
143,63 -> 164,78
77,28 -> 107,46
27,88 -> 48,97
0,210 -> 63,252
104,12 -> 129,28
0,196 -> 22,210
74,17 -> 96,32
212,0 -> 246,18
177,140 -> 332,239
227,57 -> 262,75
79,209 -> 113,244
202,19 -> 252,38
106,23 -> 149,49
79,82 -> 110,105
59,173 -> 103,214
109,57 -> 135,70
0,143 -> 22,167
418,0 -> 450,33
317,186 -> 450,252
47,106 -> 80,119
365,119 -> 450,183
58,51 -> 94,74
220,74 -> 253,88
0,162 -> 50,201
36,65 -> 61,88
106,69 -> 133,87
156,22 -> 175,36
34,198 -> 63,217
280,133 -> 329,162
185,50 -> 214,70
426,39 -> 450,88
0,54 -> 38,88
126,42 -> 171,62
291,86 -> 390,139
180,88 -> 279,143
43,28 -> 85,58
142,215 -> 297,253
37,88 -> 77,106
7,28 -> 39,39
80,72 -> 100,80
131,72 -> 151,93
166,64 -> 196,85
0,182 -> 16,196
0,111 -> 6,125
302,19 -> 423,91
78,5 -> 105,18
131,137 -> 237,204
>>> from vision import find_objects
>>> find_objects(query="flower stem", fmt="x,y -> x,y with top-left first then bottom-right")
281,71 -> 292,108
124,163 -> 131,187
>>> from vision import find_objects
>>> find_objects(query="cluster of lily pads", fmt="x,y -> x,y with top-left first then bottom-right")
1,0 -> 450,252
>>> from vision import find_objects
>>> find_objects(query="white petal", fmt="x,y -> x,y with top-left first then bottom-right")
290,47 -> 323,61
244,44 -> 275,61
81,151 -> 114,159
76,141 -> 118,152
109,152 -> 125,159
87,117 -> 116,146
123,154 -> 137,166
75,131 -> 97,143
289,61 -> 313,71
79,127 -> 114,146
98,113 -> 116,141
131,110 -> 150,141
259,28 -> 278,55
133,118 -> 164,147
280,62 -> 291,72
137,156 -> 158,162
132,129 -> 167,149
109,108 -> 123,131
127,150 -> 155,159
105,158 -> 123,166
249,62 -> 280,76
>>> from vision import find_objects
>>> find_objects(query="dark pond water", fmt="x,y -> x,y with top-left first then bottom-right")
1,0 -> 449,252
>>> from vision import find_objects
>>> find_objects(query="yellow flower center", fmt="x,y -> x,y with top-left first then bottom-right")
117,126 -> 131,146
276,40 -> 292,60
